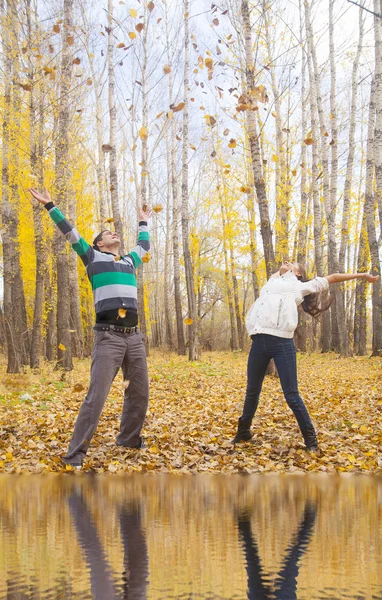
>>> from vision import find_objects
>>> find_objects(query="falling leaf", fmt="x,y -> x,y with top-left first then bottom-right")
53,24 -> 60,33
184,318 -> 193,325
130,8 -> 137,17
228,139 -> 237,148
86,78 -> 93,86
102,144 -> 112,152
152,204 -> 163,213
329,139 -> 335,146
239,186 -> 250,193
67,35 -> 74,46
139,126 -> 148,139
116,42 -> 125,48
136,23 -> 144,33
148,1 -> 155,11
190,144 -> 196,151
163,64 -> 171,74
173,102 -> 185,112
118,308 -> 127,318
19,83 -> 32,91
73,383 -> 85,392
223,128 -> 229,136
205,57 -> 213,69
304,138 -> 313,145
105,217 -> 114,223
271,111 -> 277,117
291,169 -> 297,176
211,150 -> 217,157
212,18 -> 219,25
129,31 -> 137,39
142,253 -> 151,263
58,343 -> 66,351
204,115 -> 216,127
272,154 -> 278,161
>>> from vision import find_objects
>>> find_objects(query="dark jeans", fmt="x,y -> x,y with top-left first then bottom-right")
242,334 -> 314,433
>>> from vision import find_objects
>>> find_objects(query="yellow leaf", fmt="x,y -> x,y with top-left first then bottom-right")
118,308 -> 127,318
272,154 -> 278,161
130,8 -> 137,17
5,452 -> 13,461
163,64 -> 171,74
347,454 -> 356,463
116,42 -> 125,48
128,31 -> 136,39
184,318 -> 193,325
142,253 -> 151,263
130,176 -> 134,182
205,57 -> 213,68
152,204 -> 163,213
105,217 -> 114,223
136,23 -> 144,33
291,169 -> 297,176
190,144 -> 196,151
167,110 -> 173,119
139,126 -> 148,139
58,343 -> 66,351
173,102 -> 185,112
73,383 -> 85,392
304,137 -> 313,145
86,78 -> 93,86
228,139 -> 236,148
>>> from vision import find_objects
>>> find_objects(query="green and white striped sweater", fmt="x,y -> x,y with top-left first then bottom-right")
46,203 -> 150,316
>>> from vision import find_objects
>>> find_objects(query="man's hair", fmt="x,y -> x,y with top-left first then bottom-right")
92,230 -> 108,250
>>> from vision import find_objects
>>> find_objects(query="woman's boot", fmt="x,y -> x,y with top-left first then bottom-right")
232,416 -> 254,443
302,426 -> 318,451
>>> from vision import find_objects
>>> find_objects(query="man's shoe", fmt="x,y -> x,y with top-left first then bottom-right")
116,436 -> 145,449
62,453 -> 85,468
232,417 -> 254,444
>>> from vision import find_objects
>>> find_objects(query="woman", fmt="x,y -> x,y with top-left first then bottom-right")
233,262 -> 378,451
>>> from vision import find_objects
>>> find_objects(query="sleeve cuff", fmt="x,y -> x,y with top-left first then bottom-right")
45,202 -> 55,210
139,221 -> 147,226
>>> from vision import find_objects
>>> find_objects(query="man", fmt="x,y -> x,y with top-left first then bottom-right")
29,187 -> 151,468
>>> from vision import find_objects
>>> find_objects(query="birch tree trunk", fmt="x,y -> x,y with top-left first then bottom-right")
107,0 -> 124,247
354,208 -> 369,355
181,0 -> 198,360
1,0 -> 21,372
337,7 -> 364,357
370,0 -> 382,356
28,0 -> 46,368
54,0 -> 74,370
164,0 -> 185,354
241,0 -> 275,278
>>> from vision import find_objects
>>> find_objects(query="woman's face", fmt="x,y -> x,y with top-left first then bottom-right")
279,261 -> 301,276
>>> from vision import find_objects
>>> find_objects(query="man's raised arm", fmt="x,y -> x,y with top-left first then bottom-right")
29,187 -> 95,267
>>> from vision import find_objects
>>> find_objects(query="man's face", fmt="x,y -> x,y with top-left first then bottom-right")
97,230 -> 121,251
279,261 -> 301,276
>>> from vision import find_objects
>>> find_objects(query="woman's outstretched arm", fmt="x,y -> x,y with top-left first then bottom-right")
325,272 -> 378,284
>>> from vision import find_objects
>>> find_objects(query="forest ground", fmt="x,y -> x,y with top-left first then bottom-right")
0,350 -> 381,474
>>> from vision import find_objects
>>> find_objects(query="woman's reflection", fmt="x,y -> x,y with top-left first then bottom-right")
237,502 -> 317,600
67,486 -> 148,599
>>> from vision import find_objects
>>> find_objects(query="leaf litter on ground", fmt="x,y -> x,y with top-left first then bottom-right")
0,351 -> 381,474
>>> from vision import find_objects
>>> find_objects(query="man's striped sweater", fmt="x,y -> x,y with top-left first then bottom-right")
45,202 -> 150,325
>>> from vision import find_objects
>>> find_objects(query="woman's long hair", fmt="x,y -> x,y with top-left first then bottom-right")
297,264 -> 333,317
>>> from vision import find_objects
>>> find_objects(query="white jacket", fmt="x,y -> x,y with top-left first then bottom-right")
245,270 -> 329,339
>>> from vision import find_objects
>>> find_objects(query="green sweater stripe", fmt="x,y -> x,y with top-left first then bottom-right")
72,238 -> 91,257
50,207 -> 66,225
138,231 -> 150,241
92,271 -> 137,290
129,251 -> 142,269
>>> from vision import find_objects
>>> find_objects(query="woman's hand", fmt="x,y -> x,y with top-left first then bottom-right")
29,187 -> 51,205
362,273 -> 379,283
138,205 -> 152,222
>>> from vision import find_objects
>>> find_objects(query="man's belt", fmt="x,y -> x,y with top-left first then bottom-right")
94,324 -> 139,334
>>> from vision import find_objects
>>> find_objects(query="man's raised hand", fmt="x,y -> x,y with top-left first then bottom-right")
139,205 -> 152,222
363,273 -> 379,284
29,187 -> 51,205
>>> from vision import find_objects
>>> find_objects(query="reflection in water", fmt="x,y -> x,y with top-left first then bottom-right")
68,488 -> 148,599
0,475 -> 381,599
238,502 -> 317,600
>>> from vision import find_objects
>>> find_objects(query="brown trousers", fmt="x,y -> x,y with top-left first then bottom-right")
64,329 -> 149,464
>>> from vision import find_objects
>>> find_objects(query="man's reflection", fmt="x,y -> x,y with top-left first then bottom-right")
68,486 -> 148,599
237,502 -> 317,600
